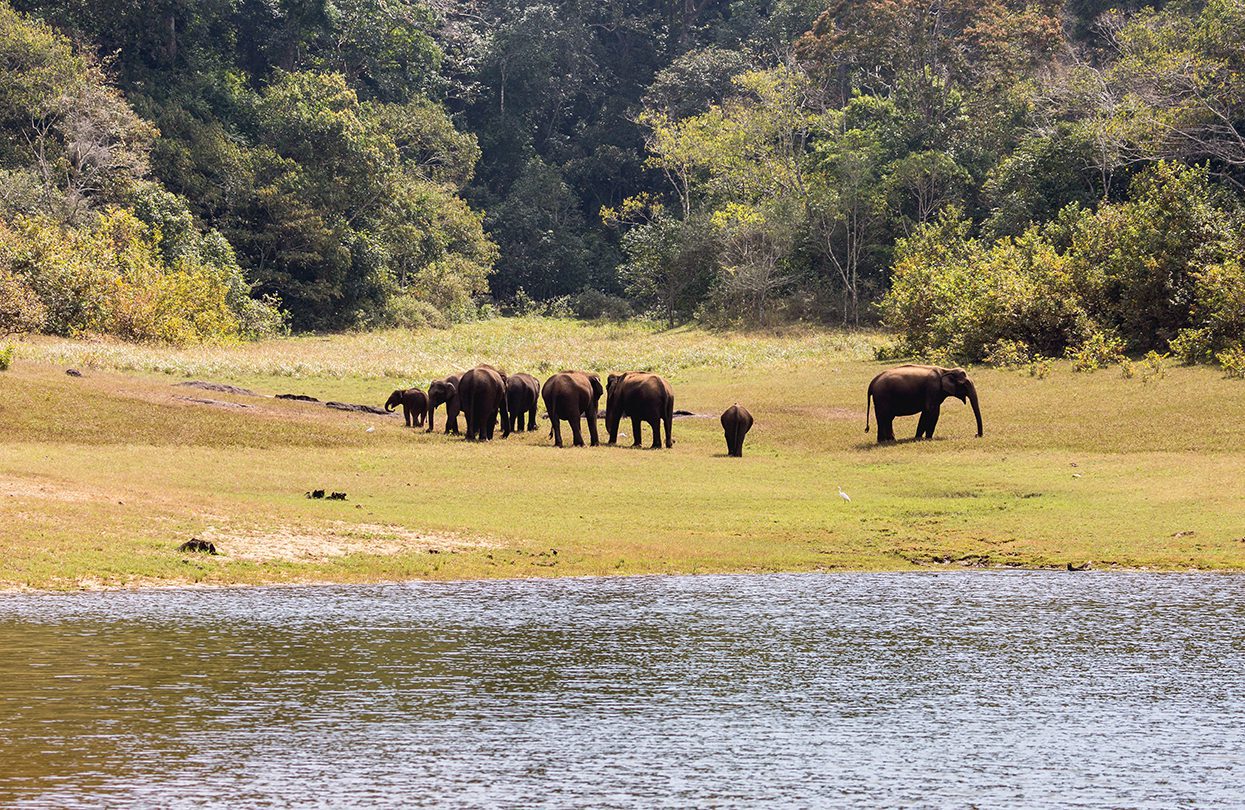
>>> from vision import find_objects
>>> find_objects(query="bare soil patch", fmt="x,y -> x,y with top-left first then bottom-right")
200,521 -> 498,562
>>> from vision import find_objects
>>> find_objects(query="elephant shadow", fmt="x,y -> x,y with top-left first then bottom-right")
855,436 -> 950,451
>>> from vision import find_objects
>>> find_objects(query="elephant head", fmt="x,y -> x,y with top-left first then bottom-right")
428,379 -> 456,408
383,389 -> 405,413
940,368 -> 982,437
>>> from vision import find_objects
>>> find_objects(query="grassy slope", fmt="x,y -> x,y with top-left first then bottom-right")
2,318 -> 1244,590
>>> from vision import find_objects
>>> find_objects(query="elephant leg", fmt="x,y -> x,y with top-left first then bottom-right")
915,412 -> 929,440
551,417 -> 564,448
877,412 -> 895,443
649,418 -> 661,449
528,406 -> 537,431
570,414 -> 585,447
587,408 -> 600,447
631,415 -> 643,447
925,407 -> 940,438
426,409 -> 435,433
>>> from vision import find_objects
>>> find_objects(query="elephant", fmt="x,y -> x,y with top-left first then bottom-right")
384,387 -> 428,428
866,365 -> 982,443
720,404 -> 753,457
505,373 -> 541,433
426,375 -> 461,434
457,364 -> 509,441
606,371 -> 674,449
541,371 -> 603,447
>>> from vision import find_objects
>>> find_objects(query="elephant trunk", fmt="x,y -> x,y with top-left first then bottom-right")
967,380 -> 982,437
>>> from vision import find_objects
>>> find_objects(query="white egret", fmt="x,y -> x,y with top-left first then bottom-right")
838,486 -> 851,502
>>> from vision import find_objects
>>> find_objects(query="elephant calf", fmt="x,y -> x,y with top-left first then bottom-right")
384,387 -> 428,428
505,373 -> 541,433
542,371 -> 603,447
426,374 -> 461,434
721,404 -> 753,457
866,365 -> 982,443
606,371 -> 674,449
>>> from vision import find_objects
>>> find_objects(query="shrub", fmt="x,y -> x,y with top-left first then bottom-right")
0,262 -> 46,337
1067,331 -> 1125,372
984,338 -> 1033,369
1217,347 -> 1245,379
571,288 -> 634,321
1140,350 -> 1169,383
0,345 -> 13,371
382,294 -> 449,329
1028,357 -> 1052,379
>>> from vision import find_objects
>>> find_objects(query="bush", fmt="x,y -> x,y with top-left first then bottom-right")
382,294 -> 449,329
1140,350 -> 1169,383
571,288 -> 634,321
1067,331 -> 1125,372
1,210 -> 244,344
984,338 -> 1034,369
881,210 -> 1094,363
0,262 -> 46,337
1217,347 -> 1245,379
0,345 -> 13,371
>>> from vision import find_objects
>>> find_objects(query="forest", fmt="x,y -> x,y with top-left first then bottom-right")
1,0 -> 1243,371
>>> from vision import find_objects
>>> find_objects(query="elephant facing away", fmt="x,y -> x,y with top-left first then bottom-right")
505,373 -> 541,433
458,364 -> 509,441
866,365 -> 982,443
426,375 -> 461,434
384,387 -> 428,428
606,371 -> 674,449
721,404 -> 753,457
542,371 -> 603,447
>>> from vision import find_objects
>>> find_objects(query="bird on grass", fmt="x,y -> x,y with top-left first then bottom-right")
366,426 -> 375,433
838,486 -> 851,503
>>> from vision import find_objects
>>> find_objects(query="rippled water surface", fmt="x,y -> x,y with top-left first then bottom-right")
1,572 -> 1244,807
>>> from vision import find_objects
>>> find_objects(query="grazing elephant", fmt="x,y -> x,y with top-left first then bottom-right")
384,387 -> 428,428
542,371 -> 603,447
720,404 -> 753,457
505,373 -> 541,433
606,372 -> 674,449
866,365 -> 982,443
458,364 -> 509,441
426,375 -> 461,434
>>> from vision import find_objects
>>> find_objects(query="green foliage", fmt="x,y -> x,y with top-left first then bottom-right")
1217,347 -> 1245,379
570,288 -> 633,321
0,344 -> 12,370
0,257 -> 46,336
1068,332 -> 1126,373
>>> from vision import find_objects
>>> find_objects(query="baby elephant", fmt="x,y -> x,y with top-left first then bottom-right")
384,387 -> 429,428
721,404 -> 753,457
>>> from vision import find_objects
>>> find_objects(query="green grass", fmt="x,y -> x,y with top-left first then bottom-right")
2,317 -> 1244,590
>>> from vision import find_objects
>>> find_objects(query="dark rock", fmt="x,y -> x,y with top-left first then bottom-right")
276,393 -> 320,402
65,368 -> 83,377
175,381 -> 259,396
326,401 -> 391,415
1066,561 -> 1092,572
327,491 -> 347,500
174,396 -> 251,409
307,489 -> 325,499
178,538 -> 217,554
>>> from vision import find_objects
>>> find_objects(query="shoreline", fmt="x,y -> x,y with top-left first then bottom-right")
2,562 -> 1238,596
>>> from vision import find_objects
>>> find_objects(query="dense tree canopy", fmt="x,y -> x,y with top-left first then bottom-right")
1,0 -> 1243,365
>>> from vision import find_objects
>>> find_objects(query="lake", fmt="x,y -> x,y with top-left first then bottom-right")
1,572 -> 1243,807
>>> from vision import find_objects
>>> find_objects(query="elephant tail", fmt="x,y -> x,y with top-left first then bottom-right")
865,385 -> 872,433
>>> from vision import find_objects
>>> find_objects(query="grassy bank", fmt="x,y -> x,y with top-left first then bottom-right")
2,318 -> 1244,590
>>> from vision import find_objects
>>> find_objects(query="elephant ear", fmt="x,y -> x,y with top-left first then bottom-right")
589,374 -> 603,401
607,373 -> 623,392
443,381 -> 456,397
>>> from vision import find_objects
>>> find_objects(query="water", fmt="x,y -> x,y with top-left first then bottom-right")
1,572 -> 1243,807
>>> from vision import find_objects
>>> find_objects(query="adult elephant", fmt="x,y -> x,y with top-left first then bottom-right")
505,373 -> 541,433
866,365 -> 982,443
458,364 -> 509,441
542,371 -> 603,448
426,374 -> 461,434
384,387 -> 428,428
720,404 -> 753,457
606,372 -> 674,449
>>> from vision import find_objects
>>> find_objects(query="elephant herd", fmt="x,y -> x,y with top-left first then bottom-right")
384,362 -> 983,456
